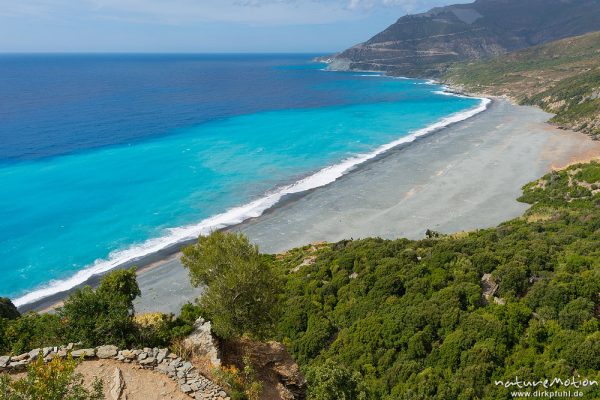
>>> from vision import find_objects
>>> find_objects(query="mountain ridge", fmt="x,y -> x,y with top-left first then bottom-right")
329,0 -> 600,77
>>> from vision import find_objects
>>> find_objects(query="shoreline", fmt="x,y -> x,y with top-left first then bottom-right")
15,87 -> 490,312
18,95 -> 600,314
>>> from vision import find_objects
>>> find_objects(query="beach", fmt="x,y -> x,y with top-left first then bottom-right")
21,99 -> 600,314
128,99 -> 599,314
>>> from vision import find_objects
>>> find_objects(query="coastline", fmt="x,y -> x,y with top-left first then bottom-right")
19,96 -> 600,314
15,88 -> 489,312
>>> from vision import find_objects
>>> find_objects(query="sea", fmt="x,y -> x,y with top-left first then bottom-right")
0,54 -> 485,306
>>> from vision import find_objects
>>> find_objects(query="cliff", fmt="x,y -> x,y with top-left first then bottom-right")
330,0 -> 600,77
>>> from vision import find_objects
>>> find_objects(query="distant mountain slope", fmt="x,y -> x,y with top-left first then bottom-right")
329,0 -> 600,77
444,31 -> 600,138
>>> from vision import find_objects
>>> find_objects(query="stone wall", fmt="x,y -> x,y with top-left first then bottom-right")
0,344 -> 228,400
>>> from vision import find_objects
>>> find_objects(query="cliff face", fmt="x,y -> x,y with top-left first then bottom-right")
331,0 -> 600,77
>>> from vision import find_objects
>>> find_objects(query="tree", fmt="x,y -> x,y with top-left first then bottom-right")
97,267 -> 141,303
0,298 -> 19,320
182,231 -> 281,339
305,359 -> 365,400
0,355 -> 103,400
59,268 -> 140,347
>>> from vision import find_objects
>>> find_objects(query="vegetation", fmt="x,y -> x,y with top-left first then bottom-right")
182,231 -> 281,340
0,299 -> 19,321
271,161 -> 600,399
0,268 -> 153,354
0,355 -> 103,400
213,355 -> 263,400
444,31 -> 600,138
3,160 -> 600,398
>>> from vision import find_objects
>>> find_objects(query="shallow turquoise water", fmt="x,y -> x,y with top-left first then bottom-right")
0,55 -> 480,303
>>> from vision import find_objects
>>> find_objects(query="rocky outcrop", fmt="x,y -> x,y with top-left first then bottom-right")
183,318 -> 221,368
330,0 -> 600,77
0,344 -> 228,400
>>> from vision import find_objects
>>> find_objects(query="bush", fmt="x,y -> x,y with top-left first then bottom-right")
0,355 -> 103,400
0,299 -> 19,320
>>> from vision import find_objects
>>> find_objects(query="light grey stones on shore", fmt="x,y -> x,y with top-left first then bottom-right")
0,344 -> 229,400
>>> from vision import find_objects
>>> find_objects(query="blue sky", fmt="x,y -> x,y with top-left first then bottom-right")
0,0 -> 464,53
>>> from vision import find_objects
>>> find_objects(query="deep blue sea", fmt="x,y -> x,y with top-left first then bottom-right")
0,54 -> 484,305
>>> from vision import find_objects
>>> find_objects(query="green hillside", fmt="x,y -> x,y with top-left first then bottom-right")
273,161 -> 600,399
444,32 -> 600,138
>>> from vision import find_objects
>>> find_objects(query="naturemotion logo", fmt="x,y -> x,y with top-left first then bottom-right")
494,376 -> 598,398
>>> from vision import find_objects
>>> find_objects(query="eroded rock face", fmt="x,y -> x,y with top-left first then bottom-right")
183,318 -> 221,368
222,339 -> 306,400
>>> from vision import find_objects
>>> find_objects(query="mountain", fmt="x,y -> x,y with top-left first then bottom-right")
328,0 -> 600,77
444,31 -> 600,138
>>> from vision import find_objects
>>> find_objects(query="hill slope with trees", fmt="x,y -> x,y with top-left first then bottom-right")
272,161 -> 600,399
444,31 -> 600,138
329,0 -> 600,77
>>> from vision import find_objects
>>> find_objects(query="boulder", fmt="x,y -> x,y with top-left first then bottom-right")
183,317 -> 221,367
96,345 -> 119,359
28,348 -> 41,360
0,356 -> 10,368
71,348 -> 96,358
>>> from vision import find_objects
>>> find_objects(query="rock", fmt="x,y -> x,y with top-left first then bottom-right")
71,348 -> 95,358
109,367 -> 125,400
0,356 -> 11,368
28,348 -> 41,360
156,348 -> 169,363
97,345 -> 119,359
43,347 -> 53,357
180,361 -> 193,372
139,357 -> 155,366
137,352 -> 148,361
8,360 -> 28,369
12,353 -> 29,361
183,317 -> 221,367
121,350 -> 136,359
180,384 -> 192,394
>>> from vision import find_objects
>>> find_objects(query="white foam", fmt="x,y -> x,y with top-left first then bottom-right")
13,93 -> 491,307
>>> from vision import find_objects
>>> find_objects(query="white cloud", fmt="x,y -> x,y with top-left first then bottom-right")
0,0 -> 460,25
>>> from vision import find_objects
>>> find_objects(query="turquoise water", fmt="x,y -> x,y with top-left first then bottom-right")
0,55 -> 481,304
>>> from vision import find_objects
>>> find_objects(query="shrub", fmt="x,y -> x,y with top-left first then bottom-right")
0,355 -> 103,400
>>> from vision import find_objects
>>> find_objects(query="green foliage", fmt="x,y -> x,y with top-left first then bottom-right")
182,231 -> 282,339
59,269 -> 139,348
212,355 -> 262,400
0,268 -> 147,353
271,162 -> 600,399
0,299 -> 19,321
97,267 -> 141,302
444,32 -> 600,137
0,355 -> 103,400
305,359 -> 365,400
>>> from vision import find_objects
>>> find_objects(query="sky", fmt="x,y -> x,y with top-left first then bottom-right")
0,0 -> 465,53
